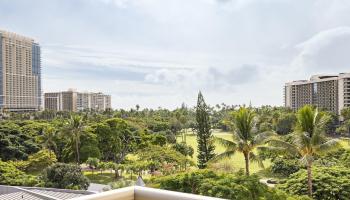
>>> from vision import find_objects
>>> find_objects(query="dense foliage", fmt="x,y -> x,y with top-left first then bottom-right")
270,158 -> 302,177
0,98 -> 349,200
279,166 -> 350,200
0,122 -> 40,161
0,160 -> 38,186
42,163 -> 90,190
196,92 -> 215,168
155,170 -> 310,200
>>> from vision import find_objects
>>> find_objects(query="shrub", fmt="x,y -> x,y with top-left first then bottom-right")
274,113 -> 296,135
42,163 -> 90,190
279,166 -> 350,200
271,158 -> 302,177
26,149 -> 57,172
154,170 -> 308,200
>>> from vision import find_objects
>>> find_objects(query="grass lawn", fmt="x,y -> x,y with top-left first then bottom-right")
84,171 -> 116,184
84,170 -> 152,185
178,129 -> 271,174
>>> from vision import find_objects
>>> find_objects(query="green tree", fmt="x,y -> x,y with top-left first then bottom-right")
42,163 -> 90,190
26,149 -> 57,173
213,107 -> 273,175
274,113 -> 296,135
94,118 -> 141,163
63,115 -> 84,164
341,107 -> 350,121
195,92 -> 215,169
39,126 -> 57,159
0,122 -> 40,161
269,105 -> 341,197
279,166 -> 350,200
0,160 -> 38,186
86,157 -> 99,174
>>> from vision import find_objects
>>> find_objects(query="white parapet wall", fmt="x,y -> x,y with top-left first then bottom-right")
71,186 -> 226,200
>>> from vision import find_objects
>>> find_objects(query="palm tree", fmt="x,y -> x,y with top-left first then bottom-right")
64,115 -> 84,164
268,105 -> 341,197
40,126 -> 57,159
213,107 -> 273,175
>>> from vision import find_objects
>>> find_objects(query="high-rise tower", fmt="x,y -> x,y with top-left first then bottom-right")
0,30 -> 41,112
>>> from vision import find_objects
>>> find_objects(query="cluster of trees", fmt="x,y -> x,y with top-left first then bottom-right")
0,104 -> 198,190
155,170 -> 310,200
1,91 -> 350,199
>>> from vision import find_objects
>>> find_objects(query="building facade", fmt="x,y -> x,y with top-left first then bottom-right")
0,30 -> 41,112
284,73 -> 350,114
44,90 -> 111,112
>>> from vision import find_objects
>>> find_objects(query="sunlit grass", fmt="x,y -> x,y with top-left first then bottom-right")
178,129 -> 271,174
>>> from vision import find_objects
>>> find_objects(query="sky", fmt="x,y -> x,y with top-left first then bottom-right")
1,0 -> 350,109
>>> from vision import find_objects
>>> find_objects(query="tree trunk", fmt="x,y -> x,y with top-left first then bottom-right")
115,169 -> 119,179
307,161 -> 313,197
244,152 -> 250,176
75,137 -> 80,164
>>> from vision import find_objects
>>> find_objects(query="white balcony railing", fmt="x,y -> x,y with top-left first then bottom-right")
71,186 -> 226,200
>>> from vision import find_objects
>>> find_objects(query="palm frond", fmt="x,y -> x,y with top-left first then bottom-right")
211,150 -> 236,162
249,152 -> 264,168
257,145 -> 293,156
214,137 -> 237,150
268,139 -> 299,155
253,131 -> 276,145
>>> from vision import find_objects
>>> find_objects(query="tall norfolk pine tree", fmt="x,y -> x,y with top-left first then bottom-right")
196,92 -> 215,169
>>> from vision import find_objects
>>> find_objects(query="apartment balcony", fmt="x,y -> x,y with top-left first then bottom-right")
72,186 -> 224,200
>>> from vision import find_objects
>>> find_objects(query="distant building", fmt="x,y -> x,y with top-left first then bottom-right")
0,30 -> 41,112
284,73 -> 350,114
44,89 -> 111,112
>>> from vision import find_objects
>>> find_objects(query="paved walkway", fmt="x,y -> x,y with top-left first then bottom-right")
88,183 -> 110,193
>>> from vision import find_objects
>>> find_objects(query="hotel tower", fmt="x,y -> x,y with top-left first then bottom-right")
0,30 -> 41,112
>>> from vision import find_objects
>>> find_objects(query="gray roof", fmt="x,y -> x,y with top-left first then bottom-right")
0,191 -> 43,200
0,185 -> 94,200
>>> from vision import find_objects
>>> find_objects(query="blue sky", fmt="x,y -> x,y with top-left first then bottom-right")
1,0 -> 350,109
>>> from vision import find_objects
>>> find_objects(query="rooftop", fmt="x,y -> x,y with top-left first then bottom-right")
0,185 -> 94,200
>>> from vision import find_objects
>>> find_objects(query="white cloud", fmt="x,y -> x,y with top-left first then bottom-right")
3,0 -> 350,108
292,27 -> 350,73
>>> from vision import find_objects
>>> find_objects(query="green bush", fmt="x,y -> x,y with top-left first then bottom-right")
279,166 -> 350,200
271,158 -> 302,177
154,170 -> 309,200
0,160 -> 38,186
42,163 -> 90,190
26,149 -> 57,172
109,179 -> 135,189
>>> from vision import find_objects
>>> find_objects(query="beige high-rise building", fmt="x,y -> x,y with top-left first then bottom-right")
44,90 -> 111,112
284,73 -> 350,114
0,30 -> 41,112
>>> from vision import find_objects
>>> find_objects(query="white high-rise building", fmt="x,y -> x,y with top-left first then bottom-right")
284,73 -> 350,115
0,30 -> 41,112
44,90 -> 111,111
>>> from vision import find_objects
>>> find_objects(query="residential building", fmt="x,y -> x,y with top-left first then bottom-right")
44,90 -> 111,111
284,73 -> 350,114
0,30 -> 41,112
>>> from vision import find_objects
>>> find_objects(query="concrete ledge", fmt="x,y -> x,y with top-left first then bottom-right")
71,186 -> 225,200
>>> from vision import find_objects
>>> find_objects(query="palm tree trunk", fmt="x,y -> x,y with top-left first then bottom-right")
244,152 -> 250,176
75,139 -> 80,164
307,161 -> 313,197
